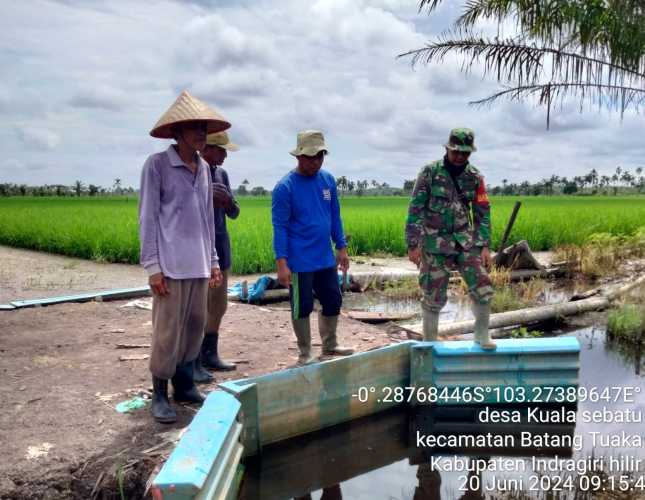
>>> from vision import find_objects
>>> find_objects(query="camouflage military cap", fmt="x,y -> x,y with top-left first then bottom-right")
444,128 -> 477,152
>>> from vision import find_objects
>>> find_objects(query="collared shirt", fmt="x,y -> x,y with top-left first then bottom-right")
209,165 -> 240,270
139,145 -> 218,279
272,169 -> 347,272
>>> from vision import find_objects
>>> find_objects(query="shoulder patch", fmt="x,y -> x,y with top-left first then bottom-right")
475,176 -> 489,204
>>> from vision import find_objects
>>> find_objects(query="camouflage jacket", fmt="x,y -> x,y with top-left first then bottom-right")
405,159 -> 491,254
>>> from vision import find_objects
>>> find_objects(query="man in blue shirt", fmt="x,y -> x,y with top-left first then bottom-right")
272,130 -> 354,365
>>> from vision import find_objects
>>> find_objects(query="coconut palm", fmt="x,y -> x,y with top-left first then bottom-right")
402,0 -> 645,126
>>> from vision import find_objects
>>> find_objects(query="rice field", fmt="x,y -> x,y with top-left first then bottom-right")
0,196 -> 644,275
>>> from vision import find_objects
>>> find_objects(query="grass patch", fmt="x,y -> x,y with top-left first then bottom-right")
2,196 -> 645,274
490,277 -> 547,313
554,227 -> 645,279
491,287 -> 527,313
508,326 -> 543,338
607,304 -> 645,344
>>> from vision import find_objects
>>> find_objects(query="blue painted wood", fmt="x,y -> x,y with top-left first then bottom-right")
152,391 -> 242,500
9,286 -> 150,308
412,338 -> 580,405
219,381 -> 259,457
221,342 -> 414,452
431,337 -> 580,356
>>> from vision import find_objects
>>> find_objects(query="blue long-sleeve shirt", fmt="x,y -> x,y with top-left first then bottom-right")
272,169 -> 347,272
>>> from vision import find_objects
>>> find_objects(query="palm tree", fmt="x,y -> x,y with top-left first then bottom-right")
113,178 -> 122,195
73,180 -> 84,197
402,1 -> 645,127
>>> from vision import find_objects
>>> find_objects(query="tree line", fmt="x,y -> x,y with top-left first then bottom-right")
0,179 -> 135,197
3,166 -> 644,198
488,167 -> 645,196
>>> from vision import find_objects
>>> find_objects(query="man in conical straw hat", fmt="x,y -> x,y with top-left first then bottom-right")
192,131 -> 240,383
272,130 -> 355,366
139,90 -> 230,423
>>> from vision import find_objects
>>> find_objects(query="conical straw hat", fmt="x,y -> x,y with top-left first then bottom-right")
206,131 -> 239,152
150,90 -> 231,139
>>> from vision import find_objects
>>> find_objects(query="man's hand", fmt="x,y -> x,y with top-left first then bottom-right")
209,267 -> 223,288
336,247 -> 350,273
408,247 -> 421,268
213,183 -> 232,208
481,247 -> 492,268
276,258 -> 291,287
149,272 -> 169,296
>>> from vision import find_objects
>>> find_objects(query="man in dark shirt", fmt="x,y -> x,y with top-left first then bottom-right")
194,131 -> 240,382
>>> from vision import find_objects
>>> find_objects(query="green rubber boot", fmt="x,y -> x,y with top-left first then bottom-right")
292,317 -> 316,365
319,313 -> 354,357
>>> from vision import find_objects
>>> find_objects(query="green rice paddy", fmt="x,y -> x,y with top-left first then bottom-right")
0,196 -> 644,274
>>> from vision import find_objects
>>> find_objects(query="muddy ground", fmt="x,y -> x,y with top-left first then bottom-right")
0,246 -> 407,499
2,245 -> 642,499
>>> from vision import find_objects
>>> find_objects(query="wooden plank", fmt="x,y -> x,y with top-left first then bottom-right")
219,381 -> 260,457
10,286 -> 151,309
411,338 -> 580,406
115,343 -> 150,349
246,342 -> 413,448
0,304 -> 15,311
152,391 -> 242,499
343,310 -> 415,323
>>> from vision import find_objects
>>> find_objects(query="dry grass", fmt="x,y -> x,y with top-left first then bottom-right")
554,228 -> 645,279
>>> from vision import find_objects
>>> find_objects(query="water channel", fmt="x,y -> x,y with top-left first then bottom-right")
238,316 -> 644,499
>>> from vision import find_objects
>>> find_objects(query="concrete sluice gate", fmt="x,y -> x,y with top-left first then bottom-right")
151,337 -> 580,500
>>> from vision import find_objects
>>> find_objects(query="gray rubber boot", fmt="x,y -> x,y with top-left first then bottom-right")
422,306 -> 440,341
319,313 -> 354,356
292,317 -> 316,365
473,302 -> 496,350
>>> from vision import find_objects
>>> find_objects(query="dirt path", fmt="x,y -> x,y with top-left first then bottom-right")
0,245 -> 558,498
0,245 -> 554,304
0,292 -> 396,498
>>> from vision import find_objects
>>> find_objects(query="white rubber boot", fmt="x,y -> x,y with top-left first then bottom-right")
473,302 -> 496,350
422,306 -> 440,341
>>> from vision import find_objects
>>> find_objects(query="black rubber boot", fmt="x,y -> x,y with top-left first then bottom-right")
202,333 -> 236,371
172,362 -> 205,404
193,354 -> 214,384
151,377 -> 177,423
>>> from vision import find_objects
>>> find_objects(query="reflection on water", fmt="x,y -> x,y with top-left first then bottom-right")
239,327 -> 645,499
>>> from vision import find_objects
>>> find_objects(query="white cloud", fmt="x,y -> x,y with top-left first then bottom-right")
15,126 -> 61,150
69,84 -> 128,110
0,0 -> 643,190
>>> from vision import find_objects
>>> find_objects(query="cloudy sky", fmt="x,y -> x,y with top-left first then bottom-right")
1,0 -> 643,191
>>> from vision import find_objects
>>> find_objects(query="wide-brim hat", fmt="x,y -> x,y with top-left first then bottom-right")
150,90 -> 231,139
290,130 -> 329,157
206,131 -> 239,152
444,127 -> 477,152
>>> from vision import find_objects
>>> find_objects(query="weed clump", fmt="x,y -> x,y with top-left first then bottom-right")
607,304 -> 645,344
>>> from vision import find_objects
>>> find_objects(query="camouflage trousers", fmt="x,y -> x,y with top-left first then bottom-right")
419,246 -> 493,312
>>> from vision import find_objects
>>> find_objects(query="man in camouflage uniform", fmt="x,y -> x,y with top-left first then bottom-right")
405,128 -> 496,349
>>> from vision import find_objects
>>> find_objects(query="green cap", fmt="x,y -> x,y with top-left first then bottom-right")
444,128 -> 477,152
